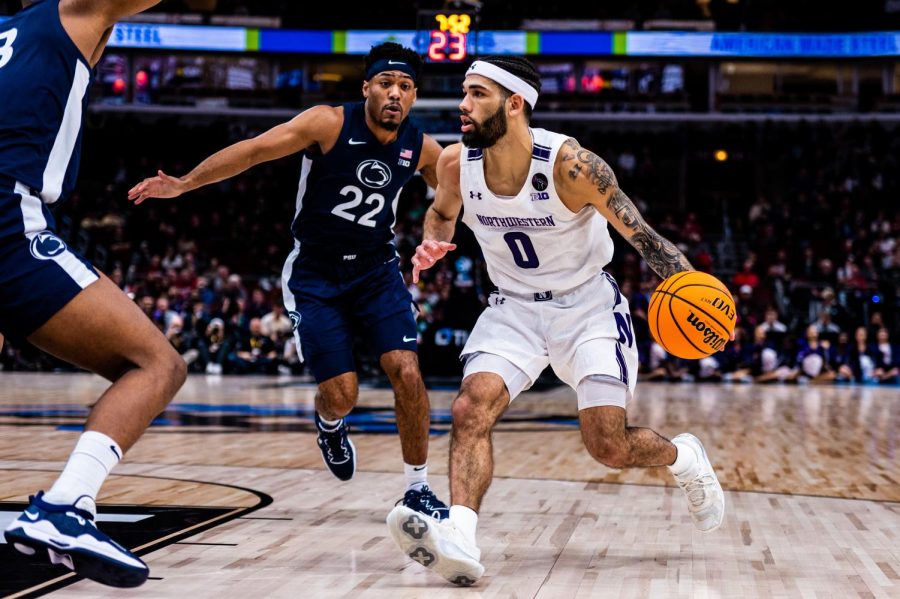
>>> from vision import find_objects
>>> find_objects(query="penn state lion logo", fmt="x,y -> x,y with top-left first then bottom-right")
29,231 -> 67,261
288,310 -> 301,332
356,159 -> 392,189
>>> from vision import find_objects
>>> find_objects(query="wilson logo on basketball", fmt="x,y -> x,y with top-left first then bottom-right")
686,311 -> 727,351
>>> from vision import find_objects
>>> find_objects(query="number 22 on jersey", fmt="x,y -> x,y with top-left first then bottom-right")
331,185 -> 398,228
0,28 -> 17,69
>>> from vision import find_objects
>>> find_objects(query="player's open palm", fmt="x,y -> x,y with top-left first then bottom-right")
412,240 -> 457,283
127,170 -> 188,205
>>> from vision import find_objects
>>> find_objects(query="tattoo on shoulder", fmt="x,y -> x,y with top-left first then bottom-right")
561,139 -> 616,194
607,189 -> 692,279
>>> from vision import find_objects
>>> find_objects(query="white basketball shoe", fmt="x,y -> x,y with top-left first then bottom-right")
386,505 -> 484,586
671,433 -> 725,532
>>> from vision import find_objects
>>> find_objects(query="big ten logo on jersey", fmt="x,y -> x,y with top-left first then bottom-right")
398,147 -> 414,168
0,28 -> 18,69
530,173 -> 550,200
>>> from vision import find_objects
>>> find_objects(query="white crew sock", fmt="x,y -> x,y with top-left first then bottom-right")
404,463 -> 428,492
668,440 -> 699,479
44,431 -> 122,516
318,415 -> 342,430
449,505 -> 478,546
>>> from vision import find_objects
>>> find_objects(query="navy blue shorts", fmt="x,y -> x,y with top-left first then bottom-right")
0,181 -> 99,344
281,246 -> 417,383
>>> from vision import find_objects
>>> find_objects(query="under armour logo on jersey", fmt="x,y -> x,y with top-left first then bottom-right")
469,191 -> 482,200
29,231 -> 67,261
356,159 -> 392,189
288,311 -> 301,331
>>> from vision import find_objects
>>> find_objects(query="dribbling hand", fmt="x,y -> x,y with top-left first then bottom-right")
127,170 -> 188,205
411,240 -> 457,283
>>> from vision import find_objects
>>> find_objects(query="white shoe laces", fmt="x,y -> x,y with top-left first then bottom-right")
679,473 -> 718,509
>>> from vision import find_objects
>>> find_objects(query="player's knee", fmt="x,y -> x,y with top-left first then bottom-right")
319,386 -> 358,416
451,393 -> 492,436
392,360 -> 423,392
160,349 -> 187,393
584,437 -> 629,469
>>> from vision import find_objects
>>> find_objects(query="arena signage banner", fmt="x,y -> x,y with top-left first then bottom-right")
107,23 -> 248,51
624,31 -> 900,57
7,17 -> 900,58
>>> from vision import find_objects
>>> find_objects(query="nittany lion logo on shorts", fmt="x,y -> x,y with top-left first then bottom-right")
29,231 -> 67,261
356,159 -> 392,189
288,310 -> 301,332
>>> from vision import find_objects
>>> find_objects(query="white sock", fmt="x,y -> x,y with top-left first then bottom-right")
449,505 -> 478,546
318,415 -> 342,430
404,463 -> 428,492
668,440 -> 699,478
44,431 -> 122,516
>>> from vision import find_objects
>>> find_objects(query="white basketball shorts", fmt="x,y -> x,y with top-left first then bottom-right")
461,272 -> 639,404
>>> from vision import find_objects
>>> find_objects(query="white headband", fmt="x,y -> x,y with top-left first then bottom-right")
466,60 -> 539,109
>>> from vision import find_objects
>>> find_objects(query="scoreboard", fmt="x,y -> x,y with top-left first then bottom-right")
416,10 -> 476,62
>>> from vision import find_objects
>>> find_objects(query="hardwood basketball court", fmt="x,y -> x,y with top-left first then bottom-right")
1,374 -> 898,597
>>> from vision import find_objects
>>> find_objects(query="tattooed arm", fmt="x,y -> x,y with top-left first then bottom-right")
554,138 -> 693,279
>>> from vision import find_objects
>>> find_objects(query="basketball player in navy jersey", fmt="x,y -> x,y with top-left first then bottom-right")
129,43 -> 449,518
1,0 -> 186,588
386,56 -> 726,586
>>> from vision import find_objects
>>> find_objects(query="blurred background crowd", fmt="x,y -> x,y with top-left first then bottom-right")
2,116 -> 897,386
2,0 -> 898,386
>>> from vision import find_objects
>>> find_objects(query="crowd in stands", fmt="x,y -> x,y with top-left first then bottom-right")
1,115 -> 898,386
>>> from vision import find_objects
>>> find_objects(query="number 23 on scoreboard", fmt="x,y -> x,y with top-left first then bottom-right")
428,13 -> 470,62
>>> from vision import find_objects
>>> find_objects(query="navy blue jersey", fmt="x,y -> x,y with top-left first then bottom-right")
0,0 -> 90,210
290,101 -> 423,262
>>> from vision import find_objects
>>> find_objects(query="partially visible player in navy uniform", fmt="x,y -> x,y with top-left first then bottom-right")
1,0 -> 187,589
129,43 -> 450,519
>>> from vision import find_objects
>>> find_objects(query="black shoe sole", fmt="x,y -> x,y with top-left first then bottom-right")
5,529 -> 149,588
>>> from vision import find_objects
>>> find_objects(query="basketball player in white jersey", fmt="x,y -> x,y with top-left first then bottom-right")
386,56 -> 725,586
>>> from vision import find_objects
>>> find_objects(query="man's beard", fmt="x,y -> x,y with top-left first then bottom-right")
367,102 -> 401,132
462,104 -> 507,148
377,117 -> 400,132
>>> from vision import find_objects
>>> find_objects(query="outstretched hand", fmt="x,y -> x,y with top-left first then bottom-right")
411,240 -> 457,283
127,170 -> 188,205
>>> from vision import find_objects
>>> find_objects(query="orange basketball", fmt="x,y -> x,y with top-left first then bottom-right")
648,271 -> 736,360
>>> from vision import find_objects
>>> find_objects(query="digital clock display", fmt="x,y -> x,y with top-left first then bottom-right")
417,11 -> 474,62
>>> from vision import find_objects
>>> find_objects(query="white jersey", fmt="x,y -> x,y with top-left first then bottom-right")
460,128 -> 615,295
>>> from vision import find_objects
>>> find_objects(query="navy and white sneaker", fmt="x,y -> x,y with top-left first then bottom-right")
4,492 -> 149,588
399,485 -> 449,520
315,412 -> 356,481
